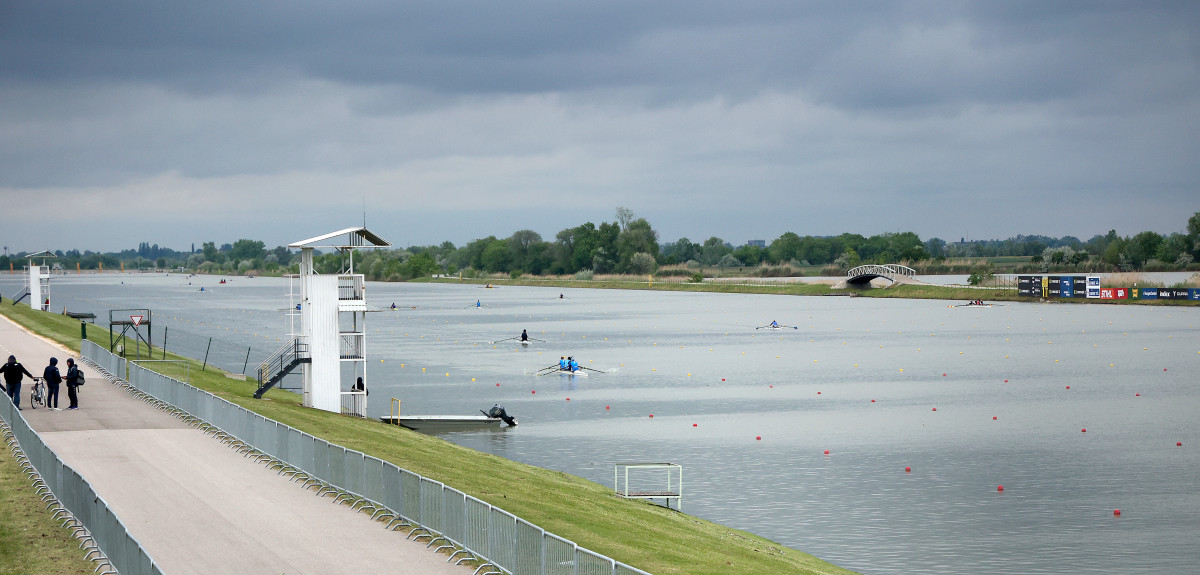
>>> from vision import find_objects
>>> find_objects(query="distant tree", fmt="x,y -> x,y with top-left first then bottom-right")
202,242 -> 220,263
1156,233 -> 1193,264
628,252 -> 658,274
1126,231 -> 1163,267
616,218 -> 658,271
1188,212 -> 1200,239
769,232 -> 802,264
615,207 -> 636,231
717,254 -> 743,268
230,239 -> 266,262
699,237 -> 731,266
480,239 -> 511,273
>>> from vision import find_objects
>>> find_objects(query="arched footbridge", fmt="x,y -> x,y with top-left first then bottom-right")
846,264 -> 918,286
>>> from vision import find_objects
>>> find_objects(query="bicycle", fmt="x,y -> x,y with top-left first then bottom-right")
30,377 -> 46,409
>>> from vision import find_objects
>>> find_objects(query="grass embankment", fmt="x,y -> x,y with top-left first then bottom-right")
0,303 -> 858,575
426,275 -> 1200,306
0,431 -> 98,575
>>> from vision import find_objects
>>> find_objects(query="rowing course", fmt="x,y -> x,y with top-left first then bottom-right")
0,315 -> 468,575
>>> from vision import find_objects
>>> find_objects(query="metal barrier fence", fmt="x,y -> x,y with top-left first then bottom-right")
82,340 -> 651,575
0,384 -> 164,575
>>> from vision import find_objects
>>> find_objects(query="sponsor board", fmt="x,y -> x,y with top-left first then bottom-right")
1097,288 -> 1128,300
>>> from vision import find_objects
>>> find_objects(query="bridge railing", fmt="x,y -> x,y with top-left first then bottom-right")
847,264 -> 917,279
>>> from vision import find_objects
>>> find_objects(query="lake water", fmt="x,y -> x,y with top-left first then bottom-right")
10,273 -> 1199,574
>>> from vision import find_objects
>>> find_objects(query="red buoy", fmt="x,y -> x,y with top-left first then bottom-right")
1004,379 -> 1008,383
605,405 -> 610,410
649,414 -> 654,418
531,390 -> 536,394
932,407 -> 937,411
1178,442 -> 1183,447
997,485 -> 1004,492
1081,428 -> 1087,433
1135,393 -> 1140,396
693,423 -> 698,427
817,391 -> 821,395
871,399 -> 876,403
565,397 -> 570,401
722,378 -> 726,381
756,436 -> 761,440
496,383 -> 500,386
993,416 -> 998,420
905,467 -> 911,473
823,450 -> 829,454
1113,509 -> 1121,516
943,373 -> 947,376
1066,386 -> 1070,389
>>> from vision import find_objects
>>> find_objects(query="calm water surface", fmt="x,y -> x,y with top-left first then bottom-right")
14,273 -> 1199,574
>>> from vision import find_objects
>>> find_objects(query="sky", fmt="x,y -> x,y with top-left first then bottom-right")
2,1 -> 1198,254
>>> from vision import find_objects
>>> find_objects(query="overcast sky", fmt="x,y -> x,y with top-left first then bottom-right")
2,1 -> 1197,254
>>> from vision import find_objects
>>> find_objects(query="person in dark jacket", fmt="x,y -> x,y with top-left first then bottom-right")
64,358 -> 81,410
1,355 -> 34,409
43,357 -> 63,410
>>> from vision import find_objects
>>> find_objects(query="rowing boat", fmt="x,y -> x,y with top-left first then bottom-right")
558,369 -> 588,377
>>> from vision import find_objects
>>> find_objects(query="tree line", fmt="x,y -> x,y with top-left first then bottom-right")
6,210 -> 1198,281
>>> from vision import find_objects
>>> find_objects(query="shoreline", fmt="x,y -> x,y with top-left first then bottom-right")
419,276 -> 1200,306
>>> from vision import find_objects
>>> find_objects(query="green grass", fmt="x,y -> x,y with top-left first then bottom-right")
0,432 -> 99,575
0,304 -> 859,575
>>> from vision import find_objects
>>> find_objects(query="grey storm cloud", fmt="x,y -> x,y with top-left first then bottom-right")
1,1 -> 1197,252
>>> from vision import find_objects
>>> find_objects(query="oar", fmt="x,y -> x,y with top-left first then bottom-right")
490,336 -> 518,344
581,366 -> 605,373
535,364 -> 559,373
527,337 -> 548,342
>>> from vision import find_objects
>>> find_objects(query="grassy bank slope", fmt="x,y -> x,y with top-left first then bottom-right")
0,436 -> 100,575
0,303 -> 857,575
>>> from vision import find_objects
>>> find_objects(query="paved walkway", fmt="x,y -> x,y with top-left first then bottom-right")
0,315 -> 469,575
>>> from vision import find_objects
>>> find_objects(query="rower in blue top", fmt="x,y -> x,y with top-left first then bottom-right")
568,357 -> 579,372
475,300 -> 482,308
770,320 -> 780,328
559,356 -> 569,370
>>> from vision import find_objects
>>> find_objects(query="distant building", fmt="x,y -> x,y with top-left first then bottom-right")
746,239 -> 766,248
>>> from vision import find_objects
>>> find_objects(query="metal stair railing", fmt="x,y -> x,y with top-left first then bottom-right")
253,337 -> 310,398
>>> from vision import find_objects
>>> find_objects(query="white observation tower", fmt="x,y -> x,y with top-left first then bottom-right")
253,227 -> 390,418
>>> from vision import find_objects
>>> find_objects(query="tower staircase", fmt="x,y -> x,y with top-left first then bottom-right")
254,337 -> 310,398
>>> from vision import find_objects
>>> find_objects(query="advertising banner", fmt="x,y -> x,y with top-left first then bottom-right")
1017,275 -> 1040,297
1086,275 -> 1101,299
1158,288 -> 1191,300
1133,287 -> 1158,300
1059,277 -> 1074,298
1097,288 -> 1129,300
1072,277 -> 1088,298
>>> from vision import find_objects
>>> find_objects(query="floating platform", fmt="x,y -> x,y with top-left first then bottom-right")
380,415 -> 511,432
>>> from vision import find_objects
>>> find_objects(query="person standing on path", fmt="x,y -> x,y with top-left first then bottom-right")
0,355 -> 34,409
42,357 -> 63,410
64,358 -> 81,410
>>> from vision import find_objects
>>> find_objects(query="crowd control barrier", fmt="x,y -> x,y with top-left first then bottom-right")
81,339 -> 651,575
0,385 -> 164,575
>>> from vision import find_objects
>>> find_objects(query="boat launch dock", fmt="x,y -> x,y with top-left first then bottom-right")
380,415 -> 510,432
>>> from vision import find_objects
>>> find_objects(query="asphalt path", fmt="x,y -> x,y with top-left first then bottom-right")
1,315 -> 469,575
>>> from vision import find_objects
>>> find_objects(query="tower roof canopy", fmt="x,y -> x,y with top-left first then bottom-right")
288,227 -> 391,250
25,250 -> 56,259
